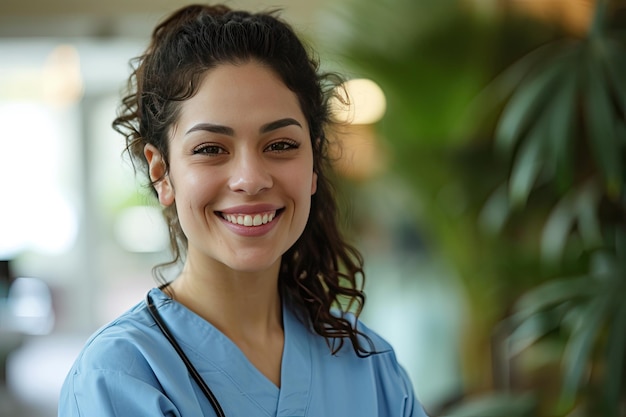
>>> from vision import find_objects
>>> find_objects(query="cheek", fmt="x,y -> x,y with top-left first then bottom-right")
172,167 -> 222,212
290,170 -> 315,212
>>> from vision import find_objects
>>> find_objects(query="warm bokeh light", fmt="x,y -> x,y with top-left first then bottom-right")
328,78 -> 388,180
42,44 -> 84,107
0,44 -> 83,106
465,0 -> 595,35
508,0 -> 594,35
330,78 -> 387,125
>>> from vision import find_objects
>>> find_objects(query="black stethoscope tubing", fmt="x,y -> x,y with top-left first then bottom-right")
146,292 -> 226,417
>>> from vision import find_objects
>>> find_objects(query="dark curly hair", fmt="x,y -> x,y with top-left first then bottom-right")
112,3 -> 372,356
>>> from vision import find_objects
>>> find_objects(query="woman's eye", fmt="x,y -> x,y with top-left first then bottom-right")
266,140 -> 299,152
192,144 -> 226,155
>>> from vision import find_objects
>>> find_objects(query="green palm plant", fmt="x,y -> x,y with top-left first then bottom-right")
318,0 -> 625,415
507,230 -> 626,416
485,1 -> 626,414
489,1 -> 624,206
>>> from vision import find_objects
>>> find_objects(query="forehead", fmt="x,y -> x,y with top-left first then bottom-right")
175,61 -> 307,132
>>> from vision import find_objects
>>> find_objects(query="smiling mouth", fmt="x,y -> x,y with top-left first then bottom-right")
219,210 -> 281,227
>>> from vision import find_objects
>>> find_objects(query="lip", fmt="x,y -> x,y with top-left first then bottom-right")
218,203 -> 282,215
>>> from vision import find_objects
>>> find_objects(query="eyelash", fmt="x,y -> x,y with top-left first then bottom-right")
191,139 -> 299,155
192,144 -> 225,155
265,139 -> 299,152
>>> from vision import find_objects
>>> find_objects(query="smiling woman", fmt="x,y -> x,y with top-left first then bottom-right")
146,61 -> 317,278
58,4 -> 429,417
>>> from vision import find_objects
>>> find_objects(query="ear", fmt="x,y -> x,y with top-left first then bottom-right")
144,144 -> 175,206
311,171 -> 318,196
310,138 -> 320,196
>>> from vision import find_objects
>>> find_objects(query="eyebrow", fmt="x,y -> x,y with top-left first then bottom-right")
260,118 -> 302,133
185,123 -> 234,136
185,117 -> 302,136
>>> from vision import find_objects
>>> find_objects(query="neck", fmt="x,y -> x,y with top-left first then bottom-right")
166,257 -> 283,342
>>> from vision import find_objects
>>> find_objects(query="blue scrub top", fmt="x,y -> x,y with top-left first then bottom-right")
59,288 -> 428,416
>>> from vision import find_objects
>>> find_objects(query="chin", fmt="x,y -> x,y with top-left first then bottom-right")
222,254 -> 282,275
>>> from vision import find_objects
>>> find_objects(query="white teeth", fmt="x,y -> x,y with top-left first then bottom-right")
222,211 -> 277,227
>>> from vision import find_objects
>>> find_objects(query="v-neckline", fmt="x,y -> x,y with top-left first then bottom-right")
151,288 -> 313,416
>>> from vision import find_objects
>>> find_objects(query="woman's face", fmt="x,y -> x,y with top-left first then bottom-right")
146,61 -> 317,274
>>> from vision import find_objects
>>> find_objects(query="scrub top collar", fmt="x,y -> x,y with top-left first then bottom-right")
147,287 -> 313,416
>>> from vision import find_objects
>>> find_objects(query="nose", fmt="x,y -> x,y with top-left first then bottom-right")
228,151 -> 273,195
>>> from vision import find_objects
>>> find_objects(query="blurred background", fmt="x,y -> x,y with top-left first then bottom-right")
1,0 -> 625,416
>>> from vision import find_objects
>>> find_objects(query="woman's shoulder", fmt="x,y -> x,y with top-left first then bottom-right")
295,309 -> 428,416
59,291 -> 186,416
69,296 -> 158,375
